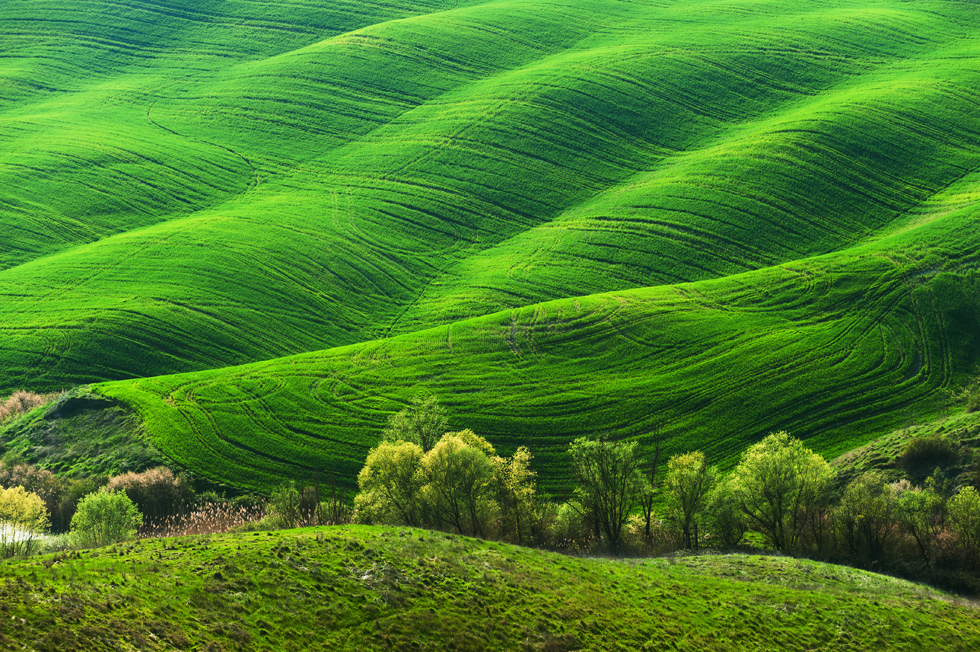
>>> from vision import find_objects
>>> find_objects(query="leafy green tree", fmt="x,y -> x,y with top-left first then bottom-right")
382,393 -> 448,453
638,428 -> 663,542
355,440 -> 426,526
69,489 -> 142,548
707,478 -> 747,547
493,446 -> 538,544
269,481 -> 325,528
894,481 -> 945,562
728,432 -> 833,552
0,486 -> 49,557
664,451 -> 717,549
834,472 -> 897,561
948,485 -> 980,554
568,436 -> 650,553
422,431 -> 496,537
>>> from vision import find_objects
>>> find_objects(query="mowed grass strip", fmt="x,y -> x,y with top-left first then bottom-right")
1,525 -> 977,651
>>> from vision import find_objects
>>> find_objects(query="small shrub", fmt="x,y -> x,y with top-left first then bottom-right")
70,490 -> 142,548
901,435 -> 960,480
0,390 -> 61,423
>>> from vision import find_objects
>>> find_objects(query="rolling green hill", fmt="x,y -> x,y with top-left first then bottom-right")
3,0 -> 980,490
2,525 -> 978,651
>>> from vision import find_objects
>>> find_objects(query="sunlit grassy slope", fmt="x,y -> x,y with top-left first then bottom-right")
2,526 -> 978,651
3,0 -> 980,489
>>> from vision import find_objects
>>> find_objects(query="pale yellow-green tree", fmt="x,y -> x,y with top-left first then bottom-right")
382,393 -> 448,453
493,446 -> 538,544
355,440 -> 426,526
0,485 -> 49,557
664,451 -> 717,549
729,432 -> 833,552
948,485 -> 980,553
421,431 -> 496,537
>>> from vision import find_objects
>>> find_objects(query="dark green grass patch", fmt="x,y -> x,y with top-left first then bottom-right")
0,525 -> 977,651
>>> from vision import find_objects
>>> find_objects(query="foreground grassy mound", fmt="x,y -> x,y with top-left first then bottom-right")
1,525 -> 977,651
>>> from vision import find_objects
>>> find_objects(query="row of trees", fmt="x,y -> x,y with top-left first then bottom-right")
353,395 -> 980,591
571,431 -> 980,571
355,429 -> 538,544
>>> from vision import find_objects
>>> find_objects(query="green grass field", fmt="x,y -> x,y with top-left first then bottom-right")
3,0 -> 980,490
2,525 -> 977,651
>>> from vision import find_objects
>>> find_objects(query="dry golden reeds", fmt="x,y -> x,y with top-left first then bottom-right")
0,390 -> 61,424
142,502 -> 266,538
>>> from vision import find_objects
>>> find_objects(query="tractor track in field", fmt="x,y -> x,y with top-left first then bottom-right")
146,100 -> 259,197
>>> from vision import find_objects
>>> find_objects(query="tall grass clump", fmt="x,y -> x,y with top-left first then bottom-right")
147,501 -> 266,538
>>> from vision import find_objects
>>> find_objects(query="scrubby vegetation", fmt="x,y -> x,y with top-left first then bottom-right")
0,391 -> 61,425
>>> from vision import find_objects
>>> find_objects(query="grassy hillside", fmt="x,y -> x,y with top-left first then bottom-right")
3,0 -> 980,490
1,525 -> 977,651
97,218 -> 980,491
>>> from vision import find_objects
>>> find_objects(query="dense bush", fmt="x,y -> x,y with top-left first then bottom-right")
901,435 -> 961,480
70,490 -> 142,548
